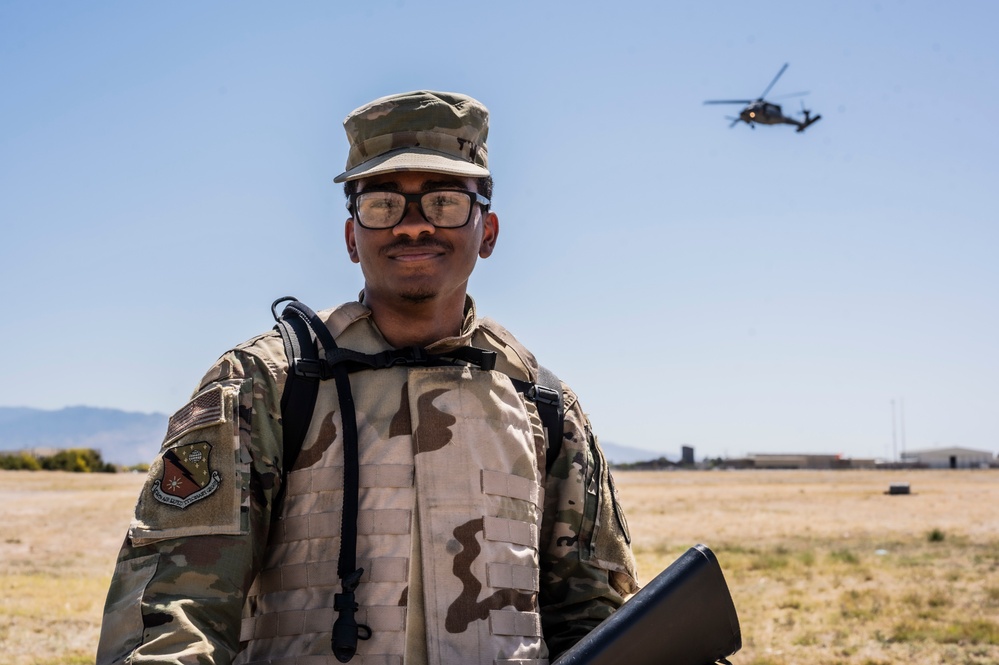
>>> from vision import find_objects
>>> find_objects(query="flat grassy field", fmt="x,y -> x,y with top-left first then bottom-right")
618,468 -> 999,665
2,468 -> 997,664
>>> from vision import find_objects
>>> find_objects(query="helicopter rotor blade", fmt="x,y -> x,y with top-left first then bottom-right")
758,62 -> 789,100
704,99 -> 752,105
772,90 -> 809,100
726,116 -> 741,128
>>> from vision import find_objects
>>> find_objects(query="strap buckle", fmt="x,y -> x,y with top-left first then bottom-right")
294,358 -> 332,380
528,384 -> 560,407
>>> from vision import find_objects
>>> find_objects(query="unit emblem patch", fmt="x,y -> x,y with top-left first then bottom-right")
152,441 -> 222,509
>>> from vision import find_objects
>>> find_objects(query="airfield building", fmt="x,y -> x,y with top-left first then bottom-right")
745,454 -> 877,469
900,446 -> 996,469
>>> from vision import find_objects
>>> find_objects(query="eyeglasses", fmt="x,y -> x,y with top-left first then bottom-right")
347,189 -> 491,230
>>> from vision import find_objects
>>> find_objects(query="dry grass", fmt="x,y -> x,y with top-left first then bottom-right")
2,468 -> 998,664
0,471 -> 142,665
617,468 -> 999,665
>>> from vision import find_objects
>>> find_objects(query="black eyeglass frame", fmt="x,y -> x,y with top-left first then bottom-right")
346,189 -> 491,230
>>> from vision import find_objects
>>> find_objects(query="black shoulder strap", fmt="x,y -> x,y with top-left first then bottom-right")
273,298 -> 320,482
535,365 -> 565,475
271,296 -> 370,661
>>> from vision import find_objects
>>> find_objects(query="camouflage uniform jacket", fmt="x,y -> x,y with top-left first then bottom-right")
98,298 -> 638,665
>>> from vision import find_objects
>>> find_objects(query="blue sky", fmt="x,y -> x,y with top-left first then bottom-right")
2,1 -> 996,461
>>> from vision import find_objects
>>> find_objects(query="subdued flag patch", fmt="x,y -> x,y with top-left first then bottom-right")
151,441 -> 221,509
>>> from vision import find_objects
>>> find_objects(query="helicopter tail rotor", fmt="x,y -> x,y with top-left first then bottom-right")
796,101 -> 822,133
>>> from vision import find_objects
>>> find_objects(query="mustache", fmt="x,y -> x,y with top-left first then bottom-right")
381,238 -> 452,256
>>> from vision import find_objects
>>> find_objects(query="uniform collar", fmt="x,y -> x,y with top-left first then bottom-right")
347,293 -> 479,352
425,295 -> 477,353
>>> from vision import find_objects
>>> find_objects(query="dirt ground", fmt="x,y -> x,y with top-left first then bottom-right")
2,468 -> 997,664
0,471 -> 141,665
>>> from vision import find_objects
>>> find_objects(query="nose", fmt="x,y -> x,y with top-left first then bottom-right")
392,200 -> 435,238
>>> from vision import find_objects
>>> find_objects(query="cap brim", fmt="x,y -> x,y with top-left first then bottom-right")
333,147 -> 490,183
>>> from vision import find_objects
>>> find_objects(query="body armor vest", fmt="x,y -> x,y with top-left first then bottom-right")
237,307 -> 551,665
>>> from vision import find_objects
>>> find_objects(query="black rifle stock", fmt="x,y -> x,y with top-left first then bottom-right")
553,544 -> 741,665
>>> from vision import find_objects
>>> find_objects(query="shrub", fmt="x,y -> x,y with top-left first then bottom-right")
39,448 -> 116,473
0,452 -> 42,470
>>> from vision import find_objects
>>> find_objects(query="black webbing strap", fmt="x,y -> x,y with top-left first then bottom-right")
536,365 -> 565,474
327,337 -> 370,662
274,301 -> 319,503
295,344 -> 497,379
511,366 -> 565,475
271,297 -> 370,662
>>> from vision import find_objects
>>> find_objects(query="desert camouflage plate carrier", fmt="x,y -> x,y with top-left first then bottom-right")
271,297 -> 568,661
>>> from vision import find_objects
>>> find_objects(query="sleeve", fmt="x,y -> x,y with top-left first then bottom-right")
538,386 -> 640,660
96,341 -> 286,665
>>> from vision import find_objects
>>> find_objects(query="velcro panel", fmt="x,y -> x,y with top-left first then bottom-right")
481,469 -> 540,506
164,385 -> 226,444
487,562 -> 539,592
489,610 -> 543,637
483,516 -> 538,549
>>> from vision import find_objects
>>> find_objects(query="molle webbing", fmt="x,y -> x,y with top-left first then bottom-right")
271,296 -> 565,662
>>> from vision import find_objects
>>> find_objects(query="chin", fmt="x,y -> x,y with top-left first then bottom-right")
399,289 -> 437,304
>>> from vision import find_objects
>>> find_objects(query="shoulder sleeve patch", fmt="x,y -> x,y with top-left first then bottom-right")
129,383 -> 245,546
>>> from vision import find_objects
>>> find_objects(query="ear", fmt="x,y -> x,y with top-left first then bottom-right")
345,218 -> 360,263
478,210 -> 499,259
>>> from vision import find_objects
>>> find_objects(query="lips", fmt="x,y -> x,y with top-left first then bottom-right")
392,252 -> 440,262
384,240 -> 450,260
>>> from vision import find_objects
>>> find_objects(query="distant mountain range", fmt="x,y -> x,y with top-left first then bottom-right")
0,406 -> 671,468
600,441 -> 674,465
0,406 -> 168,466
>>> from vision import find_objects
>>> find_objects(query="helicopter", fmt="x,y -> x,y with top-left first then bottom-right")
704,63 -> 821,133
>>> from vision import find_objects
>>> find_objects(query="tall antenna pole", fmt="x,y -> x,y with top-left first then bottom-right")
900,398 -> 907,463
891,399 -> 898,464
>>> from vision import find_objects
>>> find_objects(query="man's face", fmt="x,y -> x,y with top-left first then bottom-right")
344,171 -> 499,307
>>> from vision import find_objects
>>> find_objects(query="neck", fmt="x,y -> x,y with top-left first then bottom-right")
363,290 -> 467,348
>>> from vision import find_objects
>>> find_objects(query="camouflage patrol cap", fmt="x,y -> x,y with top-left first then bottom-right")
333,90 -> 490,183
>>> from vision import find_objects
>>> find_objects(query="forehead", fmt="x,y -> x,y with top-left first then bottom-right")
356,171 -> 475,192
